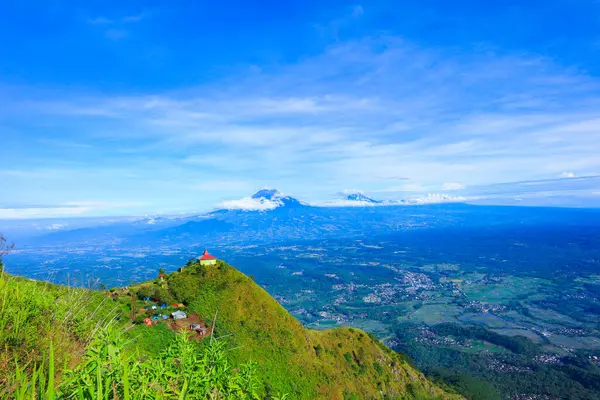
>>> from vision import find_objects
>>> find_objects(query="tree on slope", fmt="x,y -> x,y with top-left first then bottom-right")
0,233 -> 15,272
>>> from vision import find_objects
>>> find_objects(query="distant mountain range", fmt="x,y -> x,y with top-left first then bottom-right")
218,189 -> 465,210
14,187 -> 587,250
344,192 -> 382,203
215,189 -> 308,211
322,191 -> 466,207
0,189 -> 467,238
6,189 -> 440,245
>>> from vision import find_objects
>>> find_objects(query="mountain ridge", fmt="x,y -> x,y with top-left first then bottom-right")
8,189 -> 472,243
344,192 -> 383,204
0,259 -> 462,399
129,258 -> 463,399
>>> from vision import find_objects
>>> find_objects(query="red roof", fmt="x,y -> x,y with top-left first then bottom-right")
199,249 -> 217,260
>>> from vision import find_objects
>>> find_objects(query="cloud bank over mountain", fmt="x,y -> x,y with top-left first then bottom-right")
217,189 -> 469,211
219,197 -> 283,211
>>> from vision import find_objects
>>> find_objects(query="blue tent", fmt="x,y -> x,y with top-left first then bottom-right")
160,304 -> 167,308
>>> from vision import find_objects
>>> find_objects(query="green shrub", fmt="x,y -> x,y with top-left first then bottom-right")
344,352 -> 353,364
9,327 -> 279,399
373,362 -> 384,375
313,344 -> 323,357
136,285 -> 154,300
153,286 -> 175,305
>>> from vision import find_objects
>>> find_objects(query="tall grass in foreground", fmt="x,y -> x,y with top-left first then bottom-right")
8,327 -> 288,399
0,272 -> 288,399
0,271 -> 123,396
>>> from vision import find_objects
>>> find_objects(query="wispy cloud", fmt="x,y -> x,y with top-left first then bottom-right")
0,201 -> 149,219
316,4 -> 366,41
442,182 -> 466,191
88,17 -> 114,25
88,12 -> 147,25
3,29 -> 600,214
87,11 -> 147,40
121,12 -> 146,23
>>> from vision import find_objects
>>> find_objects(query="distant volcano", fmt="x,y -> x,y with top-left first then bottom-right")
218,189 -> 307,211
251,189 -> 281,200
251,189 -> 306,208
344,192 -> 382,204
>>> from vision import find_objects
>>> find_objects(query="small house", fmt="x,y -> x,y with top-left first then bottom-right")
198,249 -> 217,266
172,310 -> 187,320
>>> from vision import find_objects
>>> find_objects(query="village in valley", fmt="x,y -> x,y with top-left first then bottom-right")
107,249 -> 218,339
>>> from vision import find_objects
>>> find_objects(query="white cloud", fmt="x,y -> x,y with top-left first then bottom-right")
442,182 -> 466,191
88,12 -> 146,25
320,199 -> 377,207
4,34 -> 600,212
340,189 -> 365,194
121,12 -> 146,23
318,192 -> 467,207
48,223 -> 68,230
88,17 -> 113,25
218,197 -> 283,211
559,172 -> 576,178
404,193 -> 466,204
88,11 -> 145,42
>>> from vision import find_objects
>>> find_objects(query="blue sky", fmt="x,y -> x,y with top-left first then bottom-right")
1,0 -> 600,218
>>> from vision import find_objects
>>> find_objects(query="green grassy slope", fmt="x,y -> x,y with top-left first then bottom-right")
159,260 -> 461,399
0,271 -> 127,395
0,260 -> 462,400
0,269 -> 277,399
